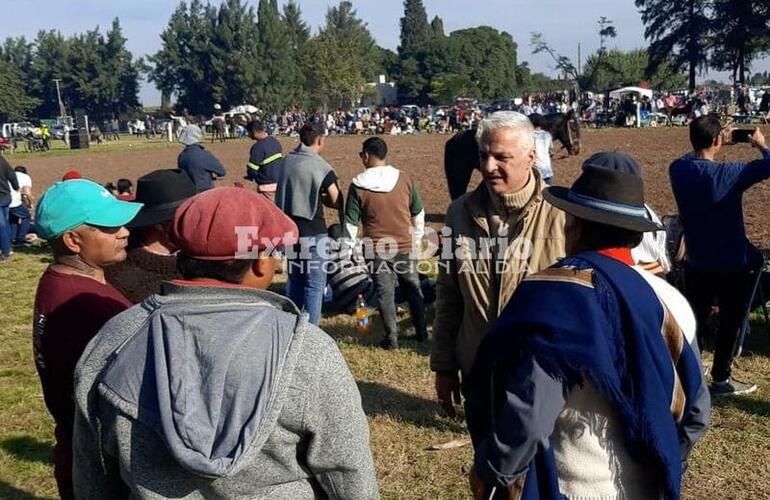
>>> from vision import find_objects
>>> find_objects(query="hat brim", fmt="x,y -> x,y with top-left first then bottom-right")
86,199 -> 143,229
127,201 -> 184,228
543,186 -> 662,233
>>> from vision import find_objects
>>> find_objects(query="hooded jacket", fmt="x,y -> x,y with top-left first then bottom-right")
72,282 -> 379,499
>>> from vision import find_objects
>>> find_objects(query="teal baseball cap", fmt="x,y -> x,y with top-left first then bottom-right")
35,179 -> 144,240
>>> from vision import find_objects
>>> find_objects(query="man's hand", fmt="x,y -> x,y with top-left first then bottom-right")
720,125 -> 736,146
751,128 -> 767,150
435,371 -> 462,418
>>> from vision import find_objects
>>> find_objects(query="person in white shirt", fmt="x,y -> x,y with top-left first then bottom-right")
9,165 -> 33,245
529,114 -> 554,185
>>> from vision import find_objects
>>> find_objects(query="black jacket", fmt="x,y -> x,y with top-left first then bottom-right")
0,158 -> 19,204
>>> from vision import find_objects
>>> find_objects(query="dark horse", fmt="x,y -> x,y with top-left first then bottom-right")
444,110 -> 581,200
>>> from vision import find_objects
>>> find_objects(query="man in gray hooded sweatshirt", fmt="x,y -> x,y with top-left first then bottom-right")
72,186 -> 379,499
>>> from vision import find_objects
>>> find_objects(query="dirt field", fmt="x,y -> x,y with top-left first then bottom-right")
15,126 -> 770,248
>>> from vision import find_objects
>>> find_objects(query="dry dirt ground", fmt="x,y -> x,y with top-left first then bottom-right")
17,126 -> 770,249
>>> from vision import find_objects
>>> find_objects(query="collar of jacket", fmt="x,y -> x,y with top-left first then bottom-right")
463,169 -> 546,235
159,280 -> 301,315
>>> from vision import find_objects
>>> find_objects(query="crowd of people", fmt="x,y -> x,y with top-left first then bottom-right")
1,106 -> 768,499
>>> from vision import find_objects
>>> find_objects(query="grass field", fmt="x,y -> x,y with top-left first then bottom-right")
1,247 -> 770,499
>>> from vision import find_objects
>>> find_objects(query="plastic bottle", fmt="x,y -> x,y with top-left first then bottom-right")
355,294 -> 371,335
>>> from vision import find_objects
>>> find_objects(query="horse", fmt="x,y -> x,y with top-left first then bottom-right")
211,116 -> 227,143
444,110 -> 581,200
666,101 -> 695,125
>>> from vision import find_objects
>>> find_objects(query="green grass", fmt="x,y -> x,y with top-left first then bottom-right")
1,250 -> 769,499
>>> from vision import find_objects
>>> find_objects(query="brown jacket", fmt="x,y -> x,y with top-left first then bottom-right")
430,172 -> 565,376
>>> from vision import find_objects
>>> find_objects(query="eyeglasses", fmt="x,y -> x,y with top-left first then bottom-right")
86,224 -> 123,234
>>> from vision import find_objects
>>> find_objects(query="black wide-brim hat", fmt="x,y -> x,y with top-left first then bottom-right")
127,169 -> 196,228
543,165 -> 662,233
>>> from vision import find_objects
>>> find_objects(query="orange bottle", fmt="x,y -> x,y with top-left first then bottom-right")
355,294 -> 371,335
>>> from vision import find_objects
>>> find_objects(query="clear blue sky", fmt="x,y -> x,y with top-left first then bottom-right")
4,0 -> 766,105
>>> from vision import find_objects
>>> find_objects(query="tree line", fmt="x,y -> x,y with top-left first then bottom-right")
1,0 -> 770,122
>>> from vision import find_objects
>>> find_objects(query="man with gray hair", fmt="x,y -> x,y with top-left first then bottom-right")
431,111 -> 566,418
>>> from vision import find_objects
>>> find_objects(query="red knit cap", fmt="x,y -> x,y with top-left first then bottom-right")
170,187 -> 299,260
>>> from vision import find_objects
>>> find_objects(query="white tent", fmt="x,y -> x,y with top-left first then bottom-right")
609,86 -> 654,100
226,104 -> 259,115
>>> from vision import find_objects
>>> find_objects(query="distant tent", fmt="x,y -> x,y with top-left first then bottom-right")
609,86 -> 654,100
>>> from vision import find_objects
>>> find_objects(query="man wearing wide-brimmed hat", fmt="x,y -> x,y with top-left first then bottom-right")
106,169 -> 196,303
466,154 -> 710,500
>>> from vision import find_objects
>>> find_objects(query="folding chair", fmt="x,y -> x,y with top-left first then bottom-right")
735,259 -> 770,357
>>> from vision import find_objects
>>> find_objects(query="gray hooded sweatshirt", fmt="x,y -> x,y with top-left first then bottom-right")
72,282 -> 379,499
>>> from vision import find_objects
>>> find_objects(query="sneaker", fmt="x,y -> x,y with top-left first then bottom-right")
709,379 -> 758,396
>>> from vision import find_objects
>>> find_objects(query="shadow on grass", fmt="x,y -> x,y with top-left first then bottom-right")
358,381 -> 466,434
713,395 -> 770,418
11,243 -> 52,261
0,436 -> 53,466
0,482 -> 51,500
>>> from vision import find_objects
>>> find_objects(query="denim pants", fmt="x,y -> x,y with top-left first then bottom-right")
9,204 -> 31,244
288,235 -> 328,325
0,200 -> 11,257
371,252 -> 428,342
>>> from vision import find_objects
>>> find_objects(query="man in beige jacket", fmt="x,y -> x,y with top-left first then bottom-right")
431,111 -> 565,417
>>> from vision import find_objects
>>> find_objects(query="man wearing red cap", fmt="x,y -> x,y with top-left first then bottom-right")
72,187 -> 379,499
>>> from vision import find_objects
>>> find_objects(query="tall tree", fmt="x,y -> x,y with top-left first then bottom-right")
0,59 -> 39,121
399,0 -> 431,58
28,30 -> 71,118
445,27 -> 518,100
149,0 -> 261,114
255,0 -> 303,110
580,48 -> 687,91
710,0 -> 770,85
283,0 -> 310,57
636,0 -> 711,92
303,1 -> 378,110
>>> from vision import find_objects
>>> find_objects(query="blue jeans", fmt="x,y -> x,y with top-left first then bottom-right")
287,235 -> 328,325
9,205 -> 31,244
0,201 -> 10,257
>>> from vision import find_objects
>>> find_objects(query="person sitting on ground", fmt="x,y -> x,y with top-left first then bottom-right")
670,116 -> 770,396
528,113 -> 554,185
115,178 -> 135,201
246,119 -> 284,201
73,187 -> 379,499
9,165 -> 34,246
32,179 -> 141,500
177,124 -> 226,192
467,159 -> 710,500
345,137 -> 428,349
105,169 -> 196,303
325,223 -> 376,314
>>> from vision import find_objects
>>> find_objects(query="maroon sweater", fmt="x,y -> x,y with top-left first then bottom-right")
33,268 -> 131,500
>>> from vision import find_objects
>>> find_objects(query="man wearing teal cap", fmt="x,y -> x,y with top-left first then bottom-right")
32,179 -> 141,500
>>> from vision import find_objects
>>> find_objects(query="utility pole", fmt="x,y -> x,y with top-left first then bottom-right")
578,43 -> 581,74
53,78 -> 66,117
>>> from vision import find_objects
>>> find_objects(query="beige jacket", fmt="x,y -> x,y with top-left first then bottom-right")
430,173 -> 565,376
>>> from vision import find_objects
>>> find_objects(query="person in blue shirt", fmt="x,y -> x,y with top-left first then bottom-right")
177,124 -> 226,192
669,115 -> 770,396
245,120 -> 283,201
